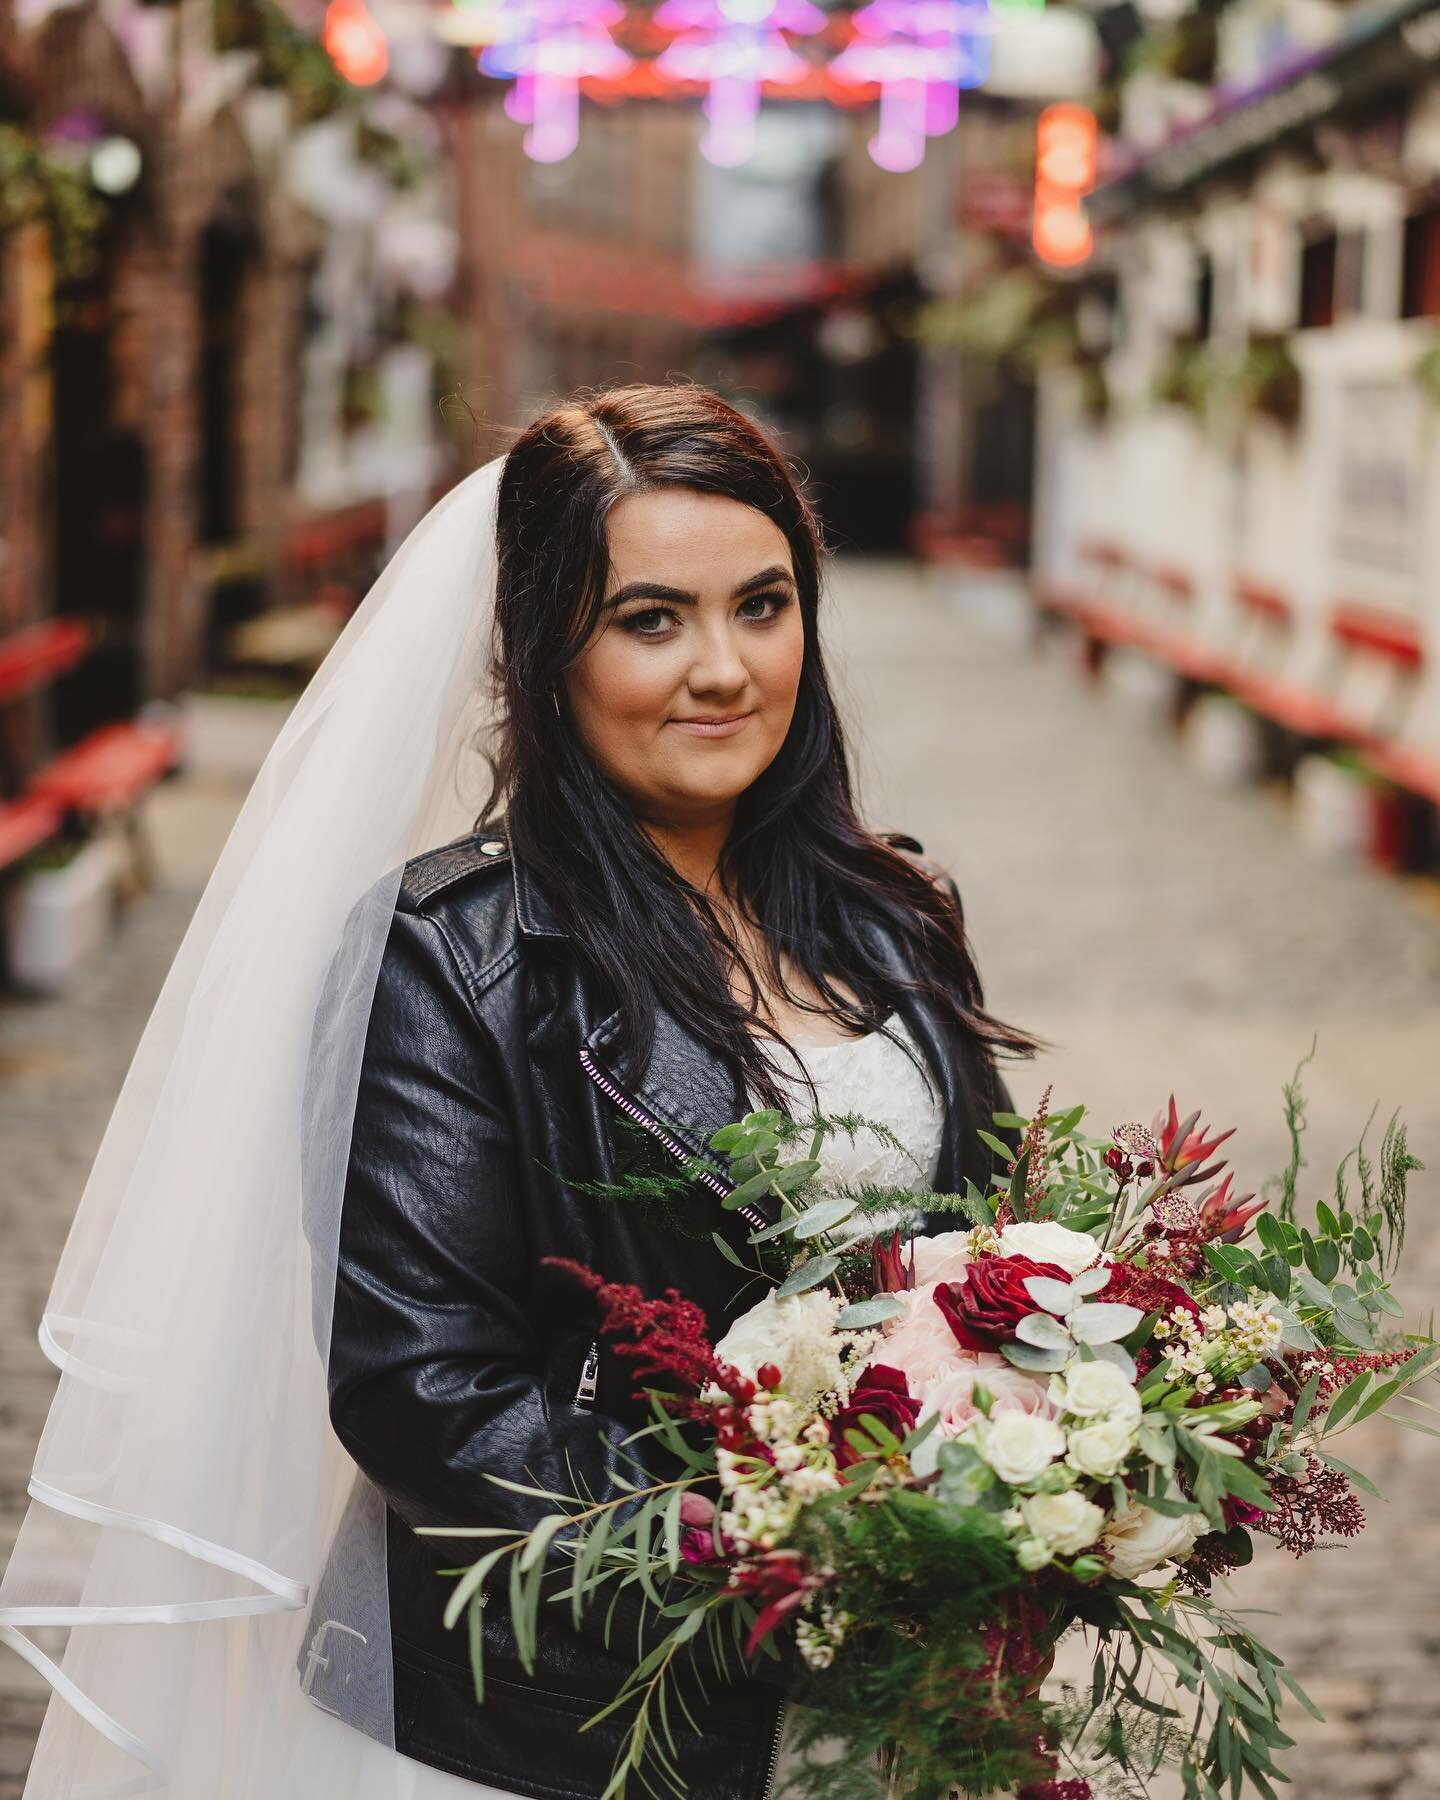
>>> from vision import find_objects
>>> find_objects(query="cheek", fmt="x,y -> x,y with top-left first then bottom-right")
755,611 -> 806,709
574,637 -> 678,724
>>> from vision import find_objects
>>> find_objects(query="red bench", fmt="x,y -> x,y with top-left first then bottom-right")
29,720 -> 182,817
0,618 -> 90,703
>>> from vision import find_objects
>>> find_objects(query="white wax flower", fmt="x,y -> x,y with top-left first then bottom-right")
997,1221 -> 1104,1275
1049,1361 -> 1142,1423
1102,1497 -> 1203,1579
1021,1489 -> 1106,1555
1064,1414 -> 1137,1479
972,1410 -> 1066,1486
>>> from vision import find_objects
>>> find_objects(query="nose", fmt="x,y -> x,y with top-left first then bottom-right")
684,616 -> 750,700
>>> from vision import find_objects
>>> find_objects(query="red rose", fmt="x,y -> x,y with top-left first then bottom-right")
831,1363 -> 921,1467
934,1255 -> 1070,1352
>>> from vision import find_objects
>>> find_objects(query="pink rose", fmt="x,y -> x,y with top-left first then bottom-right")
919,1354 -> 1057,1438
861,1280 -> 967,1390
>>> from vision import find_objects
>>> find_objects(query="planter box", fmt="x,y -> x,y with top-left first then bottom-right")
3,834 -> 127,994
180,690 -> 296,782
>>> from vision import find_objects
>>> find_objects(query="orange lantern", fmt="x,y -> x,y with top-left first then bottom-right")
1033,101 -> 1096,269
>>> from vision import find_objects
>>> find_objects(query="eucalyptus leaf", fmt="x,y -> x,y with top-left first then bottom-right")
792,1196 -> 857,1239
835,1295 -> 906,1329
1023,1275 -> 1078,1315
1070,1265 -> 1111,1297
1001,1340 -> 1068,1372
1016,1311 -> 1073,1350
776,1254 -> 841,1297
1069,1302 -> 1144,1344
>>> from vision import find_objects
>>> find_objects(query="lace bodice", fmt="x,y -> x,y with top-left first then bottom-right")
744,1011 -> 944,1199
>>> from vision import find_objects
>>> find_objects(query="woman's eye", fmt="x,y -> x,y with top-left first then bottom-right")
738,590 -> 790,622
621,607 -> 677,638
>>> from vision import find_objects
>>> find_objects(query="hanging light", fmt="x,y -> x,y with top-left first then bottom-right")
325,0 -> 390,85
829,0 -> 992,171
654,0 -> 825,167
478,0 -> 633,161
1032,100 -> 1096,267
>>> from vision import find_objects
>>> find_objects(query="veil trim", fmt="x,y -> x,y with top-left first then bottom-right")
11,1477 -> 309,1613
0,1622 -> 164,1776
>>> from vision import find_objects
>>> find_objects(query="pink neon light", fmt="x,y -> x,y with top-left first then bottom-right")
829,0 -> 991,168
478,0 -> 632,160
653,0 -> 825,165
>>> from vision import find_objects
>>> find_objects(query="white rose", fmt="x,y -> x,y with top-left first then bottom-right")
1065,1414 -> 1137,1479
713,1289 -> 843,1404
1049,1361 -> 1142,1424
1015,1537 -> 1053,1571
1102,1498 -> 1203,1580
997,1221 -> 1104,1276
972,1411 -> 1066,1486
1021,1490 -> 1106,1555
911,1230 -> 975,1288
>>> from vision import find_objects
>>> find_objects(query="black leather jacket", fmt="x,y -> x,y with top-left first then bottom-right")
304,825 -> 1016,1800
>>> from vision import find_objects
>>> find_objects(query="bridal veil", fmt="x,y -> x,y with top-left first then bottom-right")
0,454 -> 509,1796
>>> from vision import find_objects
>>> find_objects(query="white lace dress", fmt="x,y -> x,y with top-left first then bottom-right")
747,1008 -> 945,1201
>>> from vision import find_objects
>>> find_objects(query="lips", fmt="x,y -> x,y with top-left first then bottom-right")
668,713 -> 754,736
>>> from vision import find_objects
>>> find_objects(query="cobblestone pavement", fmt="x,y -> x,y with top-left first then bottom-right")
3,558 -> 1440,1797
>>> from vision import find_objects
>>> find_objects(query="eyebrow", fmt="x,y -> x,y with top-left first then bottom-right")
603,565 -> 796,610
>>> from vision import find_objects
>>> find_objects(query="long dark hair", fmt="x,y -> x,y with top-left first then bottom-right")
475,381 -> 1041,1112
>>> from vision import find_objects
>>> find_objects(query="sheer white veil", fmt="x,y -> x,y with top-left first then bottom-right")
0,453 -> 508,1797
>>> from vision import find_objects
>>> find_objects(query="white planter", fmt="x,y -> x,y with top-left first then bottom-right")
1292,754 -> 1376,862
1183,693 -> 1268,788
1100,645 -> 1181,722
3,835 -> 127,995
180,691 -> 295,782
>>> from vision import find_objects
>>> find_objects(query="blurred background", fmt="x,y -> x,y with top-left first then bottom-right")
4,0 -> 1440,1790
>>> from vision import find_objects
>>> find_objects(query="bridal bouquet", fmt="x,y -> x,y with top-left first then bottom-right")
426,1056 -> 1437,1799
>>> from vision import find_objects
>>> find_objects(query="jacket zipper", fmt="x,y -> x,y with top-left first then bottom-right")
761,1698 -> 786,1797
571,1337 -> 600,1410
577,1045 -> 769,1230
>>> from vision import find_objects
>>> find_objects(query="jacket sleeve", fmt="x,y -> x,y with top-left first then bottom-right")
324,902 -> 789,1685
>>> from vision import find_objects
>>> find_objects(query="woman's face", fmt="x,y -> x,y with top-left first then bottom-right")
562,487 -> 806,828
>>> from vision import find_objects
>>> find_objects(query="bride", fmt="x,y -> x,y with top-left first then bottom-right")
0,382 -> 1038,1799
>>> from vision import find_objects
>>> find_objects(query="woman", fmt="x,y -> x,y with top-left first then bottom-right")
314,384 -> 1040,1800
0,382 -> 1035,1800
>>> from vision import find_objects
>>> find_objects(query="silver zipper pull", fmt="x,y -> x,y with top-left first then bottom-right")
572,1337 -> 600,1409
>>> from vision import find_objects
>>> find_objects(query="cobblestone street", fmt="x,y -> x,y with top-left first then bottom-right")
4,559 -> 1440,1796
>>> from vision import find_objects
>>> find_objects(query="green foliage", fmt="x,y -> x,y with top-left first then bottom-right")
0,125 -> 108,283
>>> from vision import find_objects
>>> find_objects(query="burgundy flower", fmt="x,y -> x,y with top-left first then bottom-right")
934,1255 -> 1069,1352
1099,1259 -> 1199,1323
831,1364 -> 920,1467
